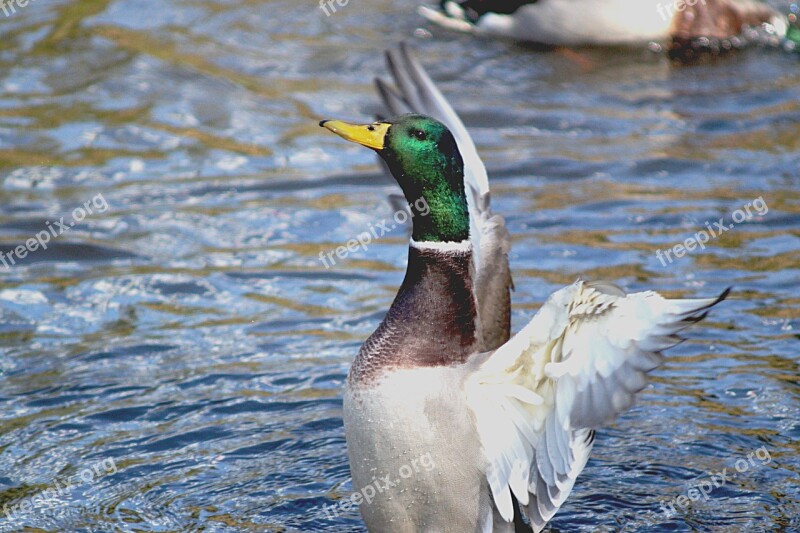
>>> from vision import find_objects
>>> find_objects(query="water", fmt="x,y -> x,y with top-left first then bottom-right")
0,1 -> 798,531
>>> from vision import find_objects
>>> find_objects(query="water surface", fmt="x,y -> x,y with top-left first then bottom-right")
0,1 -> 798,531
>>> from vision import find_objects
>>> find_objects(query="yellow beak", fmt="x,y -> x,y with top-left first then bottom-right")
319,120 -> 390,150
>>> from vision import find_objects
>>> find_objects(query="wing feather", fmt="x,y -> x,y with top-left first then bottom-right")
375,77 -> 411,116
468,281 -> 729,531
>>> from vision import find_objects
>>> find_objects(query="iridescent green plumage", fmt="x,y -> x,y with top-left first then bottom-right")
321,113 -> 471,243
380,114 -> 470,243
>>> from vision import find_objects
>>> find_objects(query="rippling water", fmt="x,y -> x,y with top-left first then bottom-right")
0,1 -> 798,531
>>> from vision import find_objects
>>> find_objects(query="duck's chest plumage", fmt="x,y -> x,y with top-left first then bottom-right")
344,365 -> 503,533
348,243 -> 480,386
343,242 -> 508,532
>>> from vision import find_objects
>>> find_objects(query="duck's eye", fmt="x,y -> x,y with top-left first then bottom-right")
411,129 -> 427,141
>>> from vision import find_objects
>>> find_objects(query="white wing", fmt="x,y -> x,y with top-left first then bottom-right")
467,280 -> 729,531
377,43 -> 512,350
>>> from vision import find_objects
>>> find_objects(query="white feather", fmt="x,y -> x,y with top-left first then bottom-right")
468,280 -> 728,530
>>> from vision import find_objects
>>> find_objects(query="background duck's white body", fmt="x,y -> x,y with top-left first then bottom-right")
469,0 -> 673,45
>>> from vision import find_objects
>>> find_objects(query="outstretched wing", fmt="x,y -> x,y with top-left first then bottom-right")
376,43 -> 512,350
467,281 -> 730,531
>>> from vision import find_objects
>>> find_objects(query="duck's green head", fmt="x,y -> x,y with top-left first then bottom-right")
320,114 -> 469,243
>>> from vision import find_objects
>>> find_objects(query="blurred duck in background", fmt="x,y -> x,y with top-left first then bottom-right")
420,0 -> 800,58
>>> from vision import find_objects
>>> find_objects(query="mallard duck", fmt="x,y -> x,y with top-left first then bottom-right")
320,44 -> 729,532
419,0 -> 790,47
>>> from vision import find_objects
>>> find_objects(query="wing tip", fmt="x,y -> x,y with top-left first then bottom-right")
705,285 -> 732,308
718,286 -> 733,302
679,286 -> 731,319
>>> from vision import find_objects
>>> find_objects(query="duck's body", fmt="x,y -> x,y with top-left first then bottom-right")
322,45 -> 728,532
345,360 -> 500,532
421,0 -> 788,46
343,240 -> 503,531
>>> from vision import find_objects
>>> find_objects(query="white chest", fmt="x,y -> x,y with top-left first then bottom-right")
343,368 -> 490,532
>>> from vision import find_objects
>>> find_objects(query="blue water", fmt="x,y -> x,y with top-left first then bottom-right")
0,1 -> 798,531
